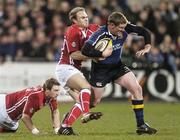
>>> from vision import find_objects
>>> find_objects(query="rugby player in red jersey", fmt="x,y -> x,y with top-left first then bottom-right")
55,7 -> 111,135
0,78 -> 61,134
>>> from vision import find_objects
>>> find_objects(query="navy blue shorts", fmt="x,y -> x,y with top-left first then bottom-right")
90,61 -> 131,87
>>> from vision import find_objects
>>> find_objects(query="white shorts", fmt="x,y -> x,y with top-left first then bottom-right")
55,64 -> 84,87
0,94 -> 19,131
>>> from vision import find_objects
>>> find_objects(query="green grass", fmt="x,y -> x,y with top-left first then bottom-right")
0,102 -> 180,140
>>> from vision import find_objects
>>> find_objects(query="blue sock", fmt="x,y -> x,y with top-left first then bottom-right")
132,100 -> 145,127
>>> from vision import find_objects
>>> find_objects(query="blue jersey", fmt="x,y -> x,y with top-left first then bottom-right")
86,25 -> 128,64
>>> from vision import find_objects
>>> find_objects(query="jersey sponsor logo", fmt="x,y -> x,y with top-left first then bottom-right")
113,43 -> 122,50
72,42 -> 76,48
29,108 -> 34,114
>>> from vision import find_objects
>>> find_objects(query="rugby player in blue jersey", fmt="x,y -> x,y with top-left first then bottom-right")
82,11 -> 157,135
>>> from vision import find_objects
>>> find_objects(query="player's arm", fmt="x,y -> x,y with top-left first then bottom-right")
22,95 -> 39,134
51,108 -> 60,134
125,23 -> 152,57
82,41 -> 112,58
21,113 -> 39,134
82,29 -> 112,58
49,99 -> 60,134
70,24 -> 100,60
70,51 -> 90,60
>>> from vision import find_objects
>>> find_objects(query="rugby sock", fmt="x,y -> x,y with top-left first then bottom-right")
131,100 -> 145,127
62,103 -> 82,127
79,89 -> 91,114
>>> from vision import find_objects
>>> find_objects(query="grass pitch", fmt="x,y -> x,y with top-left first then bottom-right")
0,102 -> 180,140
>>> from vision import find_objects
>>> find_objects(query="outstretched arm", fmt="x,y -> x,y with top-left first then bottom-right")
125,23 -> 151,45
125,23 -> 152,57
136,44 -> 151,57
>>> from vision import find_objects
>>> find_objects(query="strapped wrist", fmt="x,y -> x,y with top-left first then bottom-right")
31,128 -> 39,134
54,127 -> 59,134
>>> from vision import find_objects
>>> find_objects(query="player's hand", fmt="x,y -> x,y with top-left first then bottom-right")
54,127 -> 60,134
31,128 -> 40,135
136,44 -> 151,57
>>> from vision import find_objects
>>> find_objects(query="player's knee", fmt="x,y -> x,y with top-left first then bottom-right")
133,85 -> 143,99
137,85 -> 142,93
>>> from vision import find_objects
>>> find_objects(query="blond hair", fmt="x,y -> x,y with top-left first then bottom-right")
69,7 -> 85,22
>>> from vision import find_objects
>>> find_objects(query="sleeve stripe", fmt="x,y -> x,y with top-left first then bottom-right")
132,104 -> 144,109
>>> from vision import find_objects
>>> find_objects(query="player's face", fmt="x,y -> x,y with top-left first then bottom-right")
109,23 -> 127,36
75,11 -> 89,28
48,85 -> 61,99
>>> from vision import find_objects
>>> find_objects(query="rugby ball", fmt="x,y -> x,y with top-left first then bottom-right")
94,38 -> 113,52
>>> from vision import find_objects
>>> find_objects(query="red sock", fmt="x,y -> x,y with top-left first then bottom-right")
79,89 -> 91,114
62,103 -> 82,127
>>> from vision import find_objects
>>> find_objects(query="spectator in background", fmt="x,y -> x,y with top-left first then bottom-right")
176,36 -> 180,69
46,37 -> 63,62
0,78 -> 61,135
159,34 -> 177,74
15,30 -> 31,61
28,30 -> 48,61
0,33 -> 16,62
147,46 -> 164,68
0,0 -> 179,70
58,1 -> 71,26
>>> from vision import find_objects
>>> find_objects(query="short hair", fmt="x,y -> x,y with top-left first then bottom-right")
69,7 -> 85,21
108,12 -> 128,26
43,78 -> 60,91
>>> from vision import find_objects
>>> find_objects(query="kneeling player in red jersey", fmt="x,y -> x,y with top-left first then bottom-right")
0,78 -> 61,135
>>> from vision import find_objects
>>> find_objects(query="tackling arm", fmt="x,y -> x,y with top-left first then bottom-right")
70,51 -> 90,61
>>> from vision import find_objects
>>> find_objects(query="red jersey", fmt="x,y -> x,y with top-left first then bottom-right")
5,86 -> 58,121
59,24 -> 99,69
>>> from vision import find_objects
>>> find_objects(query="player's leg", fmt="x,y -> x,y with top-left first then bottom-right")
56,66 -> 101,135
115,72 -> 157,135
67,74 -> 102,123
68,89 -> 80,103
80,86 -> 103,123
67,73 -> 91,114
91,86 -> 104,107
0,94 -> 19,133
56,65 -> 85,135
0,122 -> 19,133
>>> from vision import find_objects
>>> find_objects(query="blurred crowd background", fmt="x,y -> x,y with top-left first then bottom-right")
0,0 -> 179,74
